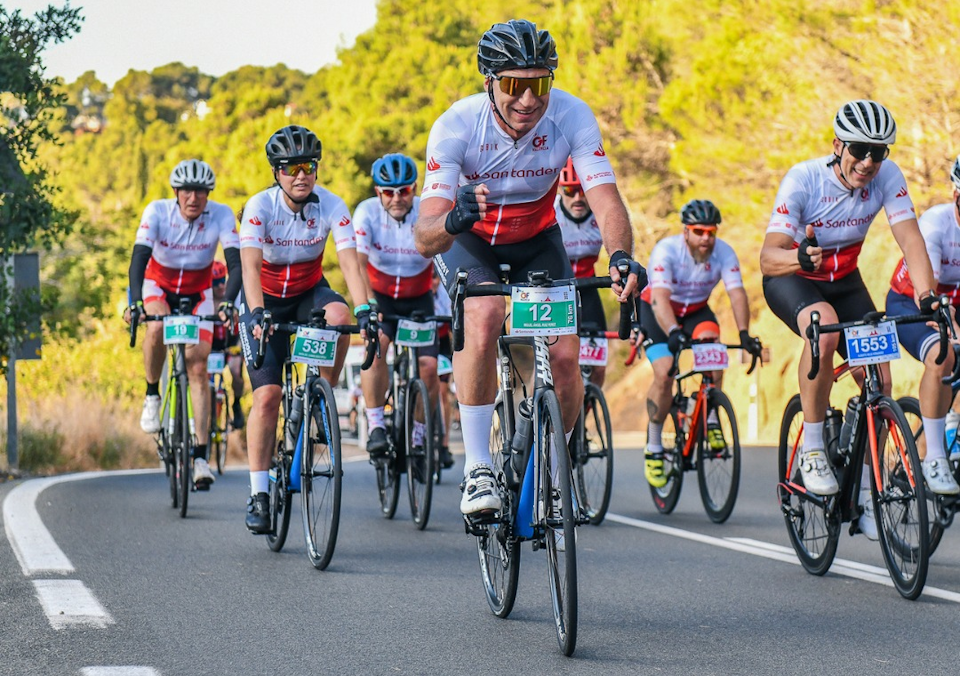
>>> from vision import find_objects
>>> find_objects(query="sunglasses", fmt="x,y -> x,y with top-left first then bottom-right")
277,160 -> 318,177
687,226 -> 717,238
493,73 -> 553,97
378,185 -> 415,198
560,185 -> 584,197
844,142 -> 889,163
213,277 -> 226,285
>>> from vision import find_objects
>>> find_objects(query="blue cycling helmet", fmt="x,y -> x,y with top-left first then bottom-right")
372,153 -> 418,187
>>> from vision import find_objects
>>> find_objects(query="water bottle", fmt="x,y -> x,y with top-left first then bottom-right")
838,396 -> 860,455
945,410 -> 960,460
510,398 -> 534,482
285,386 -> 304,451
680,396 -> 696,434
824,406 -> 843,465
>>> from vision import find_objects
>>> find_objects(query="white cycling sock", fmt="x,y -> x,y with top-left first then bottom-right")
803,421 -> 824,454
250,471 -> 269,496
923,416 -> 947,461
366,406 -> 385,430
647,421 -> 663,449
460,403 -> 495,475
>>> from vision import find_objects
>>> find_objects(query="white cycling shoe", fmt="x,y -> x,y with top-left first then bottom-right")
857,488 -> 878,541
460,464 -> 501,515
922,458 -> 960,495
799,449 -> 839,495
193,458 -> 215,489
140,395 -> 161,434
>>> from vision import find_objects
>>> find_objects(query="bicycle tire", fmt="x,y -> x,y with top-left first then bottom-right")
650,407 -> 684,514
302,378 -> 342,570
213,380 -> 229,475
540,389 -> 578,656
433,401 -> 444,485
697,389 -> 741,523
573,383 -> 614,525
777,393 -> 839,575
266,440 -> 292,552
377,389 -> 401,519
477,401 -> 520,618
871,396 -> 928,600
177,370 -> 191,519
405,379 -> 435,530
896,396 -> 946,557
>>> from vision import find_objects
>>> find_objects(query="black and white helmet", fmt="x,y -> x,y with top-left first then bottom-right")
265,125 -> 322,166
833,100 -> 897,145
477,19 -> 558,77
951,155 -> 960,192
680,199 -> 722,226
170,159 -> 215,190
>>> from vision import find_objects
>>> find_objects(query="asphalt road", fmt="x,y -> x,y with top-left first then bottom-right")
2,439 -> 960,675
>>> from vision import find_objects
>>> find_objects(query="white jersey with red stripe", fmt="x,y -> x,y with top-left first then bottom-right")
354,195 -> 432,299
766,155 -> 916,282
890,202 -> 960,305
555,195 -> 602,278
421,90 -> 616,246
640,234 -> 744,317
239,185 -> 355,299
135,198 -> 239,295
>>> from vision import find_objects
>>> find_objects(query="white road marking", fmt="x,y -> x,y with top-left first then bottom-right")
80,668 -> 160,675
607,513 -> 960,603
33,579 -> 114,629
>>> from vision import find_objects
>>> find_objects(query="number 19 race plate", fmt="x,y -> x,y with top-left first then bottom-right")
291,327 -> 338,367
510,284 -> 577,336
844,320 -> 900,366
692,343 -> 729,371
163,315 -> 200,345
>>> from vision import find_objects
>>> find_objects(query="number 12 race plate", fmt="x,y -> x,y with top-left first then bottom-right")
844,320 -> 900,366
510,284 -> 577,336
291,327 -> 338,367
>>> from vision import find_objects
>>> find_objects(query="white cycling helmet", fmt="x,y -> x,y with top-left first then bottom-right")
951,155 -> 960,192
170,159 -> 216,190
833,100 -> 897,145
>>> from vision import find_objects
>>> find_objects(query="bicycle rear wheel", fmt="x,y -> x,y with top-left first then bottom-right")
872,397 -> 928,600
777,394 -> 839,575
540,389 -> 578,656
433,401 -> 444,485
478,401 -> 520,618
267,439 -> 292,552
302,378 -> 342,570
650,407 -> 684,514
697,389 -> 741,523
573,383 -> 614,525
897,396 -> 946,556
212,381 -> 228,475
176,371 -> 191,518
405,379 -> 435,530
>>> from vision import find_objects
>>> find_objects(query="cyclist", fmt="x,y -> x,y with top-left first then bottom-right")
126,159 -> 241,490
414,19 -> 644,516
354,153 -> 443,465
760,100 -> 938,539
238,125 -> 373,534
885,155 -> 960,495
641,199 -> 762,487
210,260 -> 246,429
556,156 -> 608,388
432,270 -> 456,469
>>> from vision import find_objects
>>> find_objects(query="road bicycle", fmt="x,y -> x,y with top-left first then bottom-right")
254,308 -> 375,570
649,339 -> 758,523
129,298 -> 220,518
777,303 -> 950,599
373,311 -> 450,530
453,266 -> 632,656
206,348 -> 230,475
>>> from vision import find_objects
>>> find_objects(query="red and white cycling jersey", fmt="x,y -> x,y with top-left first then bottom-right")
640,234 -> 743,317
555,195 -> 602,278
890,202 -> 960,305
421,90 -> 616,246
135,198 -> 239,295
767,155 -> 916,282
239,185 -> 355,299
354,195 -> 432,299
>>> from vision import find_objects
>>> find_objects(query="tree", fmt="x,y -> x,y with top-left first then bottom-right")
0,4 -> 82,370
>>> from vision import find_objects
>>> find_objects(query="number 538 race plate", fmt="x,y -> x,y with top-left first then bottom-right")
844,320 -> 900,366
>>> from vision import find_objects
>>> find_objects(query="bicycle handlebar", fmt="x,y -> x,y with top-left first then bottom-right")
128,313 -> 223,348
252,310 -> 379,371
670,340 -> 759,378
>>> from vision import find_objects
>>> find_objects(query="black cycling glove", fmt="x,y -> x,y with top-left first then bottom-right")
919,292 -> 939,315
609,250 -> 648,292
128,300 -> 144,323
739,330 -> 763,358
356,308 -> 376,336
246,307 -> 265,333
667,327 -> 690,354
444,185 -> 484,235
797,234 -> 819,272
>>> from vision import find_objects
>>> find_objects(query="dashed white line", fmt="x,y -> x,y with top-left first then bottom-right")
80,668 -> 160,675
33,579 -> 114,629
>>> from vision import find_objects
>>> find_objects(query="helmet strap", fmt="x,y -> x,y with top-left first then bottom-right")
486,80 -> 519,135
829,145 -> 855,193
274,169 -> 320,219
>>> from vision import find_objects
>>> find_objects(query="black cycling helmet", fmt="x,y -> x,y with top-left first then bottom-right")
265,125 -> 322,166
477,19 -> 558,76
680,199 -> 722,226
372,153 -> 418,187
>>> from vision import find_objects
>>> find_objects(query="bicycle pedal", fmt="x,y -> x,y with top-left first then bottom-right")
194,482 -> 211,492
462,510 -> 500,535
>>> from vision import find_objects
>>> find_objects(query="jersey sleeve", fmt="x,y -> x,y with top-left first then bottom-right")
565,97 -> 617,192
239,193 -> 267,251
918,210 -> 944,281
878,162 -> 916,226
327,194 -> 357,252
352,199 -> 374,257
134,201 -> 161,248
215,203 -> 240,249
717,241 -> 744,291
647,241 -> 674,291
421,106 -> 469,202
766,166 -> 806,242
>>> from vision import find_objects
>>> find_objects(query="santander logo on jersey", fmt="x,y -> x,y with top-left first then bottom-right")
427,157 -> 440,172
776,203 -> 790,215
249,216 -> 262,226
593,143 -> 606,157
264,235 -> 274,244
896,186 -> 908,198
338,216 -> 351,227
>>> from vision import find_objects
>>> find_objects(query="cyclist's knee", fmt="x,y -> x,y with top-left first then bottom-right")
322,301 -> 350,325
252,386 -> 281,412
463,296 -> 504,337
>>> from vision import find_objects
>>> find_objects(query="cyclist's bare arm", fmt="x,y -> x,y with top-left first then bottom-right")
588,182 -> 637,299
759,230 -> 818,277
650,287 -> 680,335
728,286 -> 751,333
414,187 -> 489,258
337,247 -> 372,311
241,247 -> 266,339
891,218 -> 936,302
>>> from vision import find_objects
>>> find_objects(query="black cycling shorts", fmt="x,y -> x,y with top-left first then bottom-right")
578,285 -> 607,332
374,291 -> 439,359
639,301 -> 719,348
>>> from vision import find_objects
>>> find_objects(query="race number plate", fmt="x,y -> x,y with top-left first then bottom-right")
396,319 -> 436,347
579,337 -> 609,366
437,354 -> 453,376
510,283 -> 577,336
206,351 -> 226,374
163,315 -> 200,345
291,327 -> 337,367
692,343 -> 729,371
844,321 -> 900,366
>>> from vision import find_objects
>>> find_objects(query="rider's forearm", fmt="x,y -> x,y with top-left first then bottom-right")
650,289 -> 679,335
893,220 -> 936,298
223,247 -> 242,303
728,287 -> 751,333
129,244 -> 152,304
337,248 -> 370,311
588,184 -> 633,256
759,244 -> 803,277
240,248 -> 265,310
414,211 -> 455,258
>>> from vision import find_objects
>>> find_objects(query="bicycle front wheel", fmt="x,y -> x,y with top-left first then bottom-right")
697,389 -> 741,523
405,379 -> 435,530
778,394 -> 839,575
574,383 -> 614,525
267,440 -> 292,553
301,378 -> 342,570
177,371 -> 191,519
872,396 -> 928,600
478,401 -> 520,617
212,383 -> 228,475
540,389 -> 578,656
650,407 -> 684,514
896,396 -> 946,557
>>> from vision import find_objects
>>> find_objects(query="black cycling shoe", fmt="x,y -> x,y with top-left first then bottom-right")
245,492 -> 271,534
232,403 -> 245,430
439,445 -> 455,469
367,427 -> 389,458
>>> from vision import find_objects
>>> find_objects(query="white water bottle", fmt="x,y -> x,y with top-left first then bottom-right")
946,410 -> 960,460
